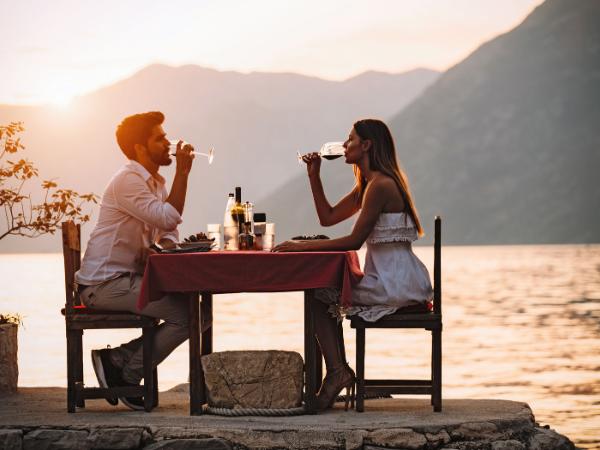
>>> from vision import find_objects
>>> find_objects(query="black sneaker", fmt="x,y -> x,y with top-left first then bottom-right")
113,371 -> 145,411
91,349 -> 118,406
92,348 -> 147,411
119,394 -> 145,411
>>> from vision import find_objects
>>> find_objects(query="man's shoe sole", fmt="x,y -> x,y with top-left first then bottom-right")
119,396 -> 145,411
91,350 -> 119,406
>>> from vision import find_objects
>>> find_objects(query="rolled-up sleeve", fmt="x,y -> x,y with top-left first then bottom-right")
113,172 -> 182,231
158,228 -> 179,244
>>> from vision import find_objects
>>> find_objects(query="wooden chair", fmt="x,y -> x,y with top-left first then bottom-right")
61,221 -> 159,412
349,216 -> 442,412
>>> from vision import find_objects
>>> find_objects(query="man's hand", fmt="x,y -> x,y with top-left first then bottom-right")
158,239 -> 177,250
167,141 -> 195,215
174,141 -> 195,176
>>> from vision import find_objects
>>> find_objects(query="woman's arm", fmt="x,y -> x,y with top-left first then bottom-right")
304,152 -> 360,226
273,178 -> 389,252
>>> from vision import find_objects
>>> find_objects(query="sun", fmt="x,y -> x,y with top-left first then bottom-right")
49,93 -> 73,108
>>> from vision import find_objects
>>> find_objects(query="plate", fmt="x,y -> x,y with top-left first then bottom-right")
161,246 -> 212,254
178,241 -> 214,250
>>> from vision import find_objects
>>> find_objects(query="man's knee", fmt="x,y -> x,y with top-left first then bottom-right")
165,294 -> 190,328
141,294 -> 189,327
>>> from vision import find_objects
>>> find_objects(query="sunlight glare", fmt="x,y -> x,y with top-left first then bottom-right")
48,93 -> 73,109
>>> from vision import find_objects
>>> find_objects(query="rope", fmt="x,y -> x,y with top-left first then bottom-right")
204,405 -> 307,416
203,394 -> 388,416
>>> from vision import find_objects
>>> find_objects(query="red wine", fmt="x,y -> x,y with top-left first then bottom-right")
322,154 -> 343,160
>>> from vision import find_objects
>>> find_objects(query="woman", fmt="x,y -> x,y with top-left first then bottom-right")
273,119 -> 433,411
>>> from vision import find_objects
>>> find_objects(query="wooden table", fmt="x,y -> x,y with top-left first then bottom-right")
137,250 -> 363,415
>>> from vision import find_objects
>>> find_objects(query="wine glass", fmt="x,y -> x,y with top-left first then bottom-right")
297,141 -> 345,164
169,140 -> 214,164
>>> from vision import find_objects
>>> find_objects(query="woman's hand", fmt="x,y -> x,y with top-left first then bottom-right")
302,152 -> 321,178
272,240 -> 309,252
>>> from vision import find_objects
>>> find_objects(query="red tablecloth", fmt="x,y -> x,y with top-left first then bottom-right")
137,251 -> 364,310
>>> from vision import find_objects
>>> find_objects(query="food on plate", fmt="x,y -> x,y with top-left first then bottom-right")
183,232 -> 212,243
290,234 -> 330,240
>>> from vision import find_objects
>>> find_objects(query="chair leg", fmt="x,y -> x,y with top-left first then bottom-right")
75,330 -> 85,408
356,327 -> 365,412
66,329 -> 78,413
430,331 -> 434,406
142,326 -> 155,412
432,329 -> 442,412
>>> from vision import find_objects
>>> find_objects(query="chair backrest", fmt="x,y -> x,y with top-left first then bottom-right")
433,216 -> 442,315
62,221 -> 82,313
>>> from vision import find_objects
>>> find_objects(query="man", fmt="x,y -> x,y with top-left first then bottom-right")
75,111 -> 195,410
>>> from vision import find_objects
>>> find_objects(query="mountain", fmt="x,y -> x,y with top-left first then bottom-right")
0,66 -> 439,252
259,0 -> 600,245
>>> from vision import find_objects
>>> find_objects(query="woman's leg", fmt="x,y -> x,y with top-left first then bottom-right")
312,289 -> 355,410
312,295 -> 346,373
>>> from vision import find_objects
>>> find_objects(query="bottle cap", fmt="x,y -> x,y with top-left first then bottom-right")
253,213 -> 266,222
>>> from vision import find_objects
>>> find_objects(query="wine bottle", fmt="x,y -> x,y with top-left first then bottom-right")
244,201 -> 254,232
223,193 -> 238,251
238,221 -> 255,250
231,186 -> 245,233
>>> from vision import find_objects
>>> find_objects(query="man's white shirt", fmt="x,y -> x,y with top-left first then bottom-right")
75,160 -> 181,286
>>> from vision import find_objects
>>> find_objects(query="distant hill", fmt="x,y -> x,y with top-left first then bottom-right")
259,0 -> 600,245
0,66 -> 438,252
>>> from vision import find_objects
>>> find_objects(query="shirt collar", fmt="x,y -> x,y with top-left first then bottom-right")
127,159 -> 166,186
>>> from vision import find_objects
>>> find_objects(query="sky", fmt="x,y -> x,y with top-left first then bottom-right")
1,0 -> 543,106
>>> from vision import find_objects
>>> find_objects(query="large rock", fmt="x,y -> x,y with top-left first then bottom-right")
144,438 -> 232,450
87,427 -> 143,449
0,429 -> 22,450
450,422 -> 503,441
24,429 -> 90,450
201,350 -> 303,409
216,428 -> 341,450
529,427 -> 575,450
0,323 -> 18,393
491,440 -> 525,450
425,430 -> 451,447
366,428 -> 428,449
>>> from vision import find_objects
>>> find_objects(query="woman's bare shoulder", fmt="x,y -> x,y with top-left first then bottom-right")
368,174 -> 405,211
369,174 -> 397,191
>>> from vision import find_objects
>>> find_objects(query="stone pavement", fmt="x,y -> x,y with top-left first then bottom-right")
0,387 -> 576,449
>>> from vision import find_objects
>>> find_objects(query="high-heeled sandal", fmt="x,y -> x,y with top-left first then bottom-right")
316,365 -> 356,411
343,381 -> 356,411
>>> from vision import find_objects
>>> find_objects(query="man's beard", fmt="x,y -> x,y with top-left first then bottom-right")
149,150 -> 172,166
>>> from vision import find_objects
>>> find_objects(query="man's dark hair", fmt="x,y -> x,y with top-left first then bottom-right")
115,111 -> 165,159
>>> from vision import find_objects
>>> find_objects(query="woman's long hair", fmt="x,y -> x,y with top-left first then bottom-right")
352,118 -> 424,236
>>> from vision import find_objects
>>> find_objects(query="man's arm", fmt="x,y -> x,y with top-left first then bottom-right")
166,143 -> 195,215
113,172 -> 182,231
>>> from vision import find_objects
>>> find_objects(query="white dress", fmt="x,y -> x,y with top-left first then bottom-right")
344,212 -> 433,322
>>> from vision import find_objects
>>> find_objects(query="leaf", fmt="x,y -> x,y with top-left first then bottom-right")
42,180 -> 58,189
1,121 -> 97,240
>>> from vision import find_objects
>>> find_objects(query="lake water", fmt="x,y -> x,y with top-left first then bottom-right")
0,245 -> 598,449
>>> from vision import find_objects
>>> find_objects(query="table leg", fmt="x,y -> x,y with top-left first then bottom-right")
188,293 -> 203,415
201,293 -> 213,356
304,289 -> 317,414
